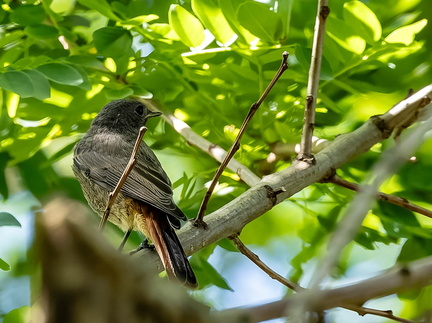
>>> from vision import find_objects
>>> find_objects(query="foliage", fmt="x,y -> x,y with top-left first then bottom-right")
0,0 -> 432,321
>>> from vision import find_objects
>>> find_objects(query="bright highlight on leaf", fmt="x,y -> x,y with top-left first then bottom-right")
191,0 -> 236,45
343,1 -> 382,43
237,1 -> 283,43
169,4 -> 205,48
385,19 -> 428,46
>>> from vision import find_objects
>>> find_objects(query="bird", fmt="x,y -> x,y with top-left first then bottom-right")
72,99 -> 197,288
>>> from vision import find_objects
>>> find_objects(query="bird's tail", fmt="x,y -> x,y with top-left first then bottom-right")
136,204 -> 197,288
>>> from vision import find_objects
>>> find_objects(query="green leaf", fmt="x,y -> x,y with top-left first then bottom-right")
385,19 -> 428,46
168,5 -> 205,48
218,0 -> 257,43
0,152 -> 10,199
37,63 -> 83,86
190,253 -> 233,290
104,87 -> 134,99
3,306 -> 30,323
0,258 -> 10,271
343,1 -> 382,44
22,70 -> 51,100
25,25 -> 59,40
0,31 -> 25,48
10,5 -> 46,26
327,17 -> 366,55
93,27 -> 133,59
237,1 -> 283,43
0,212 -> 21,227
0,71 -> 34,98
76,0 -> 120,21
191,0 -> 236,45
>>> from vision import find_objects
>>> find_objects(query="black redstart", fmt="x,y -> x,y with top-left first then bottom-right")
72,99 -> 197,288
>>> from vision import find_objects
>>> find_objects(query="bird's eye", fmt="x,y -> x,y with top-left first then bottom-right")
135,105 -> 144,116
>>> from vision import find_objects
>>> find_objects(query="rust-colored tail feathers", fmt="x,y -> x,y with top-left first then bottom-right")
137,204 -> 197,288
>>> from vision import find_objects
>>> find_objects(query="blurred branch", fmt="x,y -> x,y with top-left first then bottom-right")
308,86 -> 432,290
38,198 -> 210,323
215,255 -> 432,322
230,235 -> 415,323
298,0 -> 329,161
195,51 -> 289,226
329,174 -> 432,219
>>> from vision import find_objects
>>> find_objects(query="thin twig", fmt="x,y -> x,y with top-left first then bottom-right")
230,235 -> 302,291
140,99 -> 261,187
98,126 -> 148,231
330,175 -> 432,219
230,236 -> 414,323
344,304 -> 417,323
194,51 -> 289,227
298,0 -> 329,161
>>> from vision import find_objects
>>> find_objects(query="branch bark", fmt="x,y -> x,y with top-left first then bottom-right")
214,255 -> 432,322
134,85 -> 432,267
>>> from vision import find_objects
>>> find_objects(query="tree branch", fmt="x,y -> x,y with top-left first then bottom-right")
134,85 -> 432,268
140,99 -> 261,188
229,235 -> 302,291
214,255 -> 432,322
230,236 -> 417,323
298,0 -> 329,161
195,52 -> 289,226
329,175 -> 432,219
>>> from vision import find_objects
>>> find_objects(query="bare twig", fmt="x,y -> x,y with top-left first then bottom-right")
330,175 -> 432,219
230,235 -> 302,291
298,0 -> 329,161
98,126 -> 147,231
139,99 -> 261,187
194,51 -> 289,227
344,304 -> 417,323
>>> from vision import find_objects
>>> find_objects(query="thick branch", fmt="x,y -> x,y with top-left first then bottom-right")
134,85 -> 432,265
214,255 -> 432,322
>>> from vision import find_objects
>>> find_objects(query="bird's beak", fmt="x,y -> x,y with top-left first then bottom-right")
147,111 -> 162,118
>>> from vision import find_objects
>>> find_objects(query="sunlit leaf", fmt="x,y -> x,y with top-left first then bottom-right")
0,258 -> 10,271
385,19 -> 428,46
237,1 -> 283,43
168,5 -> 205,48
191,0 -> 236,45
343,1 -> 382,43
327,17 -> 366,55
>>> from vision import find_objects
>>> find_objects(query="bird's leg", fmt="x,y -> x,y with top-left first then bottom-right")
118,229 -> 132,251
129,238 -> 155,255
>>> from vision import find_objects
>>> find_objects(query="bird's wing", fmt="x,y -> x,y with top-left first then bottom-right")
73,143 -> 185,226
